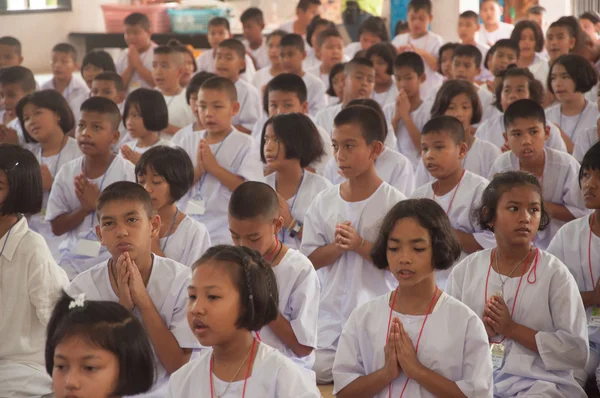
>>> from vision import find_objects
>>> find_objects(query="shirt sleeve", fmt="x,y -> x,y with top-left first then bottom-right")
235,140 -> 266,182
181,222 -> 211,267
455,314 -> 494,397
28,247 -> 69,325
307,80 -> 328,116
389,159 -> 416,197
234,86 -> 262,131
562,158 -> 590,218
169,271 -> 201,349
299,194 -> 328,258
332,308 -> 365,394
45,165 -> 73,222
548,123 -> 568,152
274,360 -> 321,398
288,265 -> 320,348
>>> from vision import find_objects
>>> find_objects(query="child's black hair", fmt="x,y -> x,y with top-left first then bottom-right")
0,144 -> 42,215
408,0 -> 432,14
45,291 -> 155,396
280,34 -> 306,53
334,104 -> 385,143
394,52 -> 425,76
453,44 -> 483,68
186,71 -> 217,105
345,98 -> 388,140
510,20 -> 545,53
240,7 -> 264,25
260,113 -> 324,168
229,181 -> 280,221
297,0 -> 321,12
153,45 -> 184,64
579,142 -> 600,187
548,16 -> 583,48
527,5 -> 546,15
503,98 -> 546,131
81,50 -> 117,74
438,42 -> 460,73
0,65 -> 36,93
366,43 -> 396,75
94,71 -> 125,93
359,16 -> 390,42
0,36 -> 21,55
267,29 -> 288,43
265,73 -> 308,114
474,171 -> 550,231
547,54 -> 598,96
316,27 -> 342,49
422,115 -> 466,145
192,245 -> 279,331
430,79 -> 482,125
16,90 -> 75,143
167,39 -> 198,73
494,65 -> 543,111
484,39 -> 520,70
52,43 -> 78,63
394,20 -> 409,36
80,96 -> 122,131
218,39 -> 247,74
326,62 -> 346,97
459,10 -> 479,21
124,12 -> 150,31
580,11 -> 600,25
135,146 -> 194,202
123,88 -> 168,132
371,199 -> 461,270
208,16 -> 231,32
200,76 -> 238,102
306,16 -> 336,48
97,181 -> 154,219
344,57 -> 374,75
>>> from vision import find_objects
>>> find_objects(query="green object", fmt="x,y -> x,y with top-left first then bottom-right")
341,0 -> 383,17
510,6 -> 516,22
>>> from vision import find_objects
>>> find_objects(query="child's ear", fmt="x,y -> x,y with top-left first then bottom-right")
274,216 -> 284,235
543,124 -> 550,141
568,36 -> 576,51
369,140 -> 385,160
458,141 -> 468,159
300,101 -> 309,114
95,225 -> 104,244
231,100 -> 241,117
74,62 -> 80,71
502,131 -> 508,142
150,214 -> 161,238
117,91 -> 126,104
475,66 -> 481,76
419,73 -> 427,84
112,129 -> 120,146
18,55 -> 23,65
301,50 -> 307,61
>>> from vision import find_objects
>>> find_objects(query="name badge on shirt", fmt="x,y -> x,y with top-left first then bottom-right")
490,343 -> 506,371
187,199 -> 206,216
74,239 -> 101,258
590,307 -> 600,327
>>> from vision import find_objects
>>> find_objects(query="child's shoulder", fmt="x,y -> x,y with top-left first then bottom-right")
153,255 -> 191,279
555,215 -> 591,243
545,147 -> 579,167
391,32 -> 409,45
454,248 -> 493,277
545,102 -> 561,116
55,155 -> 84,179
228,127 -> 256,145
473,137 -> 501,156
279,248 -> 316,275
68,260 -> 110,297
412,181 -> 433,198
463,169 -> 489,186
304,170 -> 333,190
380,146 -> 413,169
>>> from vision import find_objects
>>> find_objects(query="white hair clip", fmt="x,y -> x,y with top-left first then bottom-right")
68,293 -> 86,309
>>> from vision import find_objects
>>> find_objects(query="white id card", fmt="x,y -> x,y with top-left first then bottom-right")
490,343 -> 506,371
74,239 -> 102,258
187,199 -> 206,215
590,307 -> 600,327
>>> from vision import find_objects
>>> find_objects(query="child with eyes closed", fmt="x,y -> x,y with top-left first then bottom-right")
178,72 -> 217,138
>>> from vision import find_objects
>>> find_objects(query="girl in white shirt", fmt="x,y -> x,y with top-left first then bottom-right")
366,43 -> 399,108
510,20 -> 547,69
46,291 -> 155,398
253,30 -> 286,93
333,198 -> 493,398
344,16 -> 389,60
167,245 -> 321,397
325,62 -> 345,106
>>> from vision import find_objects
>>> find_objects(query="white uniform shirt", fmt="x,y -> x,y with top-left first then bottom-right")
302,72 -> 329,116
473,42 -> 493,82
116,43 -> 157,93
478,22 -> 515,47
573,126 -> 598,162
234,79 -> 263,131
1,111 -> 25,145
40,76 -> 90,123
529,60 -> 550,92
545,101 -> 600,146
243,38 -> 270,69
163,89 -> 196,133
344,42 -> 362,59
253,66 -> 275,92
371,81 -> 398,109
195,48 -> 257,83
160,215 -> 211,267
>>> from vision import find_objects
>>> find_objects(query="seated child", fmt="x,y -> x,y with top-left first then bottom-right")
241,7 -> 269,70
166,245 -> 321,397
80,50 -> 116,90
333,199 -> 493,397
488,99 -> 589,249
90,71 -> 130,148
510,20 -> 546,69
0,144 -> 68,398
279,0 -> 321,37
167,39 -> 197,87
307,28 -> 345,89
325,62 -> 345,105
458,11 -> 492,81
344,16 -> 389,59
437,42 -> 459,80
116,12 -> 156,93
260,113 -> 331,249
253,30 -> 286,92
304,16 -> 336,70
215,39 -> 263,134
574,113 -> 600,162
46,291 -> 155,398
0,66 -> 35,145
0,36 -> 24,69
179,71 -> 217,136
479,38 -> 520,111
301,105 -> 407,383
136,146 -> 211,266
67,181 -> 198,397
152,46 -> 196,138
478,0 -> 514,47
446,171 -> 588,397
229,182 -> 321,377
171,77 -> 264,245
526,5 -> 547,32
46,97 -> 136,279
366,42 -> 398,108
40,43 -> 90,122
16,90 -> 81,260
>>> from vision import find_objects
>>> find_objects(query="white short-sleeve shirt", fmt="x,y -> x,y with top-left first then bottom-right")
371,81 -> 398,109
253,66 -> 276,92
243,38 -> 270,69
545,101 -> 599,145
233,79 -> 263,131
195,48 -> 257,83
160,215 -> 211,267
163,89 -> 196,133
573,126 -> 599,162
344,42 -> 362,59
115,43 -> 157,93
477,22 -> 515,47
40,76 -> 90,123
302,72 -> 329,116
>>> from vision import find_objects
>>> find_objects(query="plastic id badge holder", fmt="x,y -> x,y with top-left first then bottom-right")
187,197 -> 206,216
74,231 -> 101,258
590,307 -> 600,327
490,343 -> 506,371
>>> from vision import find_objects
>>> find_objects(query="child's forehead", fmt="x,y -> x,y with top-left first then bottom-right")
349,64 -> 375,76
125,23 -> 147,32
323,35 -> 344,44
394,65 -> 418,75
332,123 -> 365,140
99,199 -> 147,217
80,110 -> 113,123
198,88 -> 231,101
269,90 -> 301,101
192,260 -> 238,286
93,79 -> 116,88
280,45 -> 301,53
453,54 -> 476,62
548,26 -> 569,35
507,116 -> 544,129
0,44 -> 19,54
423,130 -> 456,142
0,82 -> 24,92
52,51 -> 74,60
407,8 -> 431,17
209,24 -> 229,33
216,46 -> 240,56
494,47 -> 517,56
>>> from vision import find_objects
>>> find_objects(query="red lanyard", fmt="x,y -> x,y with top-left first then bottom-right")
432,170 -> 466,215
385,286 -> 439,398
263,238 -> 281,263
484,248 -> 539,344
589,214 -> 596,290
209,339 -> 257,398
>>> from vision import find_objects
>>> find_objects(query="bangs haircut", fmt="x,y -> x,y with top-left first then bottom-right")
265,73 -> 308,113
260,113 -> 324,168
408,0 -> 432,14
82,50 -> 116,74
0,36 -> 22,55
371,199 -> 461,270
474,171 -> 550,231
52,43 -> 77,62
345,98 -> 388,140
297,0 -> 321,12
485,39 -> 520,70
124,12 -> 150,30
438,42 -> 459,73
208,16 -> 230,32
186,71 -> 217,104
431,80 -> 482,124
548,54 -> 598,95
218,38 -> 247,60
503,98 -> 545,130
200,76 -> 238,102
229,181 -> 280,221
307,17 -> 336,48
579,142 -> 600,187
80,96 -> 121,131
494,65 -> 543,111
192,245 -> 279,331
0,65 -> 36,92
548,16 -> 581,40
135,146 -> 194,202
422,115 -> 466,145
453,44 -> 483,67
366,43 -> 396,75
326,62 -> 346,96
240,7 -> 264,25
0,144 -> 42,215
359,16 -> 390,41
17,90 -> 75,142
510,20 -> 545,53
45,291 -> 155,396
334,104 -> 385,143
94,72 -> 125,93
394,52 -> 425,76
123,88 -> 168,132
96,181 -> 153,220
316,28 -> 342,48
459,10 -> 479,21
280,34 -> 306,52
580,11 -> 600,25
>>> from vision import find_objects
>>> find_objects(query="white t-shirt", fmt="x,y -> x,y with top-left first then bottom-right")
344,42 -> 362,59
573,126 -> 599,162
300,182 -> 407,348
478,84 -> 498,122
306,64 -> 329,91
253,66 -> 275,92
160,215 -> 211,267
303,51 -> 320,71
545,101 -> 600,144
243,38 -> 270,70
529,60 -> 550,92
446,249 -> 588,398
302,72 -> 329,116
333,292 -> 494,397
195,48 -> 257,83
45,155 -> 136,279
234,79 -> 263,131
472,41 -> 493,82
163,89 -> 196,133
371,80 -> 398,109
40,76 -> 90,123
68,255 -> 199,398
477,22 -> 515,47
115,43 -> 157,93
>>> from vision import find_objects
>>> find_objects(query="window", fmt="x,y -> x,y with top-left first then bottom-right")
573,0 -> 600,15
0,0 -> 71,13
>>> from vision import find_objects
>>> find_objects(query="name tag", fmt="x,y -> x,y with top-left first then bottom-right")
590,307 -> 600,327
187,199 -> 206,216
490,343 -> 506,371
74,239 -> 101,258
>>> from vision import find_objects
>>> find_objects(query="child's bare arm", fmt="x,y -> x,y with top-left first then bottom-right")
308,243 -> 344,270
50,208 -> 92,236
268,314 -> 313,357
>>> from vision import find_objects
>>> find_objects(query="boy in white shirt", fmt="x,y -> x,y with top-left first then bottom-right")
178,71 -> 217,137
171,77 -> 264,245
526,5 -> 548,33
458,11 -> 492,82
0,36 -> 24,69
67,181 -> 198,397
307,28 -> 345,88
478,0 -> 514,47
90,72 -> 130,148
279,0 -> 321,37
46,97 -> 136,279
115,12 -> 156,93
241,7 -> 269,70
301,105 -> 406,383
0,66 -> 35,146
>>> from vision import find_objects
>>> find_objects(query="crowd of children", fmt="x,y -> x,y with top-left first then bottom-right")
2,0 -> 600,396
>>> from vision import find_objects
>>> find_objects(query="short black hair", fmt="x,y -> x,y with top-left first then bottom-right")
186,71 -> 217,105
366,42 -> 396,75
97,181 -> 153,220
82,50 -> 116,74
192,245 -> 279,331
494,65 -> 543,111
208,16 -> 231,32
334,104 -> 385,143
297,0 -> 321,12
345,98 -> 388,140
0,36 -> 21,55
80,96 -> 122,131
511,20 -> 545,53
359,16 -> 390,42
326,62 -> 346,97
580,142 -> 600,187
136,146 -> 194,202
52,43 -> 77,62
580,11 -> 600,25
316,27 -> 342,48
408,0 -> 432,14
0,65 -> 36,92
394,52 -> 425,76
267,29 -> 288,43
94,71 -> 125,93
344,57 -> 374,75
527,5 -> 546,15
240,7 -> 264,25
547,54 -> 598,95
371,199 -> 461,271
452,44 -> 483,67
123,88 -> 168,132
280,34 -> 306,53
422,115 -> 466,145
153,45 -> 184,65
548,16 -> 581,40
260,113 -> 325,168
200,76 -> 238,102
474,171 -> 550,231
306,16 -> 336,48
17,90 -> 75,143
438,42 -> 460,73
0,144 -> 42,215
503,98 -> 546,130
229,181 -> 279,220
431,80 -> 482,125
485,39 -> 520,70
217,39 -> 247,74
46,291 -> 155,396
167,39 -> 198,73
459,10 -> 479,21
124,12 -> 150,31
264,73 -> 307,112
